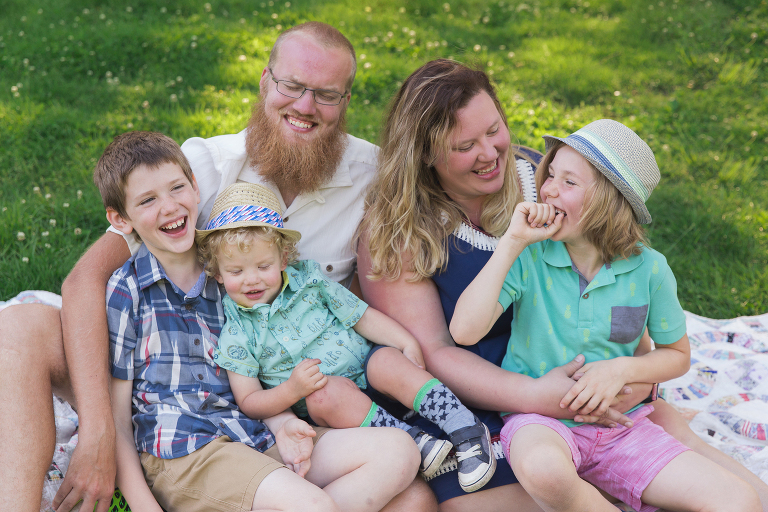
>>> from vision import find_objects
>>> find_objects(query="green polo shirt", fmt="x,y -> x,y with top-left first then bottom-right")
498,240 -> 687,424
214,260 -> 371,417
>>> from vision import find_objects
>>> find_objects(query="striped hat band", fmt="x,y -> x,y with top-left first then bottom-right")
205,204 -> 284,231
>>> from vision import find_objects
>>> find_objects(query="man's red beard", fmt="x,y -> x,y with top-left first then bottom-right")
245,99 -> 348,196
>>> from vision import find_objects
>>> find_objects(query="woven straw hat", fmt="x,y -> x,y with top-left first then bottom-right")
195,183 -> 301,243
543,119 -> 660,224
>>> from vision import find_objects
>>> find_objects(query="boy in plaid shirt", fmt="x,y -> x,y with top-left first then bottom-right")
97,131 -> 418,512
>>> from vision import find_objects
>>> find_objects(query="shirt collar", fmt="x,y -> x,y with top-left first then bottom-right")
133,244 -> 219,301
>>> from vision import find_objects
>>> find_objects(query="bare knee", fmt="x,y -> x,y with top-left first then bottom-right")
707,477 -> 762,512
512,442 -> 575,498
305,376 -> 361,421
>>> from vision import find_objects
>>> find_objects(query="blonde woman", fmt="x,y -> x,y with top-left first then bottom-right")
357,59 -> 768,511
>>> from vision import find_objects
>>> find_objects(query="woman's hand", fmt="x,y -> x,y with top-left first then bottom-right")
560,357 -> 631,417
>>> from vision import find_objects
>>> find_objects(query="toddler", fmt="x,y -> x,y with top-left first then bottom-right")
197,182 -> 496,493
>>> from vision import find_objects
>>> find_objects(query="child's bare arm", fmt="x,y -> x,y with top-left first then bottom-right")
561,334 -> 691,416
352,307 -> 425,368
228,363 -> 327,420
451,202 -> 564,345
111,377 -> 163,512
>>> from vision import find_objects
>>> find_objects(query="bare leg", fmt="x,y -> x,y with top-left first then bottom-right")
381,476 -> 438,512
366,346 -> 435,406
642,450 -> 760,512
251,468 -> 339,512
0,304 -> 70,512
305,376 -> 374,428
305,427 -> 420,512
508,424 -> 616,512
649,400 -> 768,511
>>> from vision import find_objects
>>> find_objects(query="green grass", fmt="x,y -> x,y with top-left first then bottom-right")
1,0 -> 766,318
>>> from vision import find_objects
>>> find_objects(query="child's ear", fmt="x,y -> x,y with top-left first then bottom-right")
280,252 -> 289,271
213,272 -> 224,285
190,174 -> 201,204
106,208 -> 133,235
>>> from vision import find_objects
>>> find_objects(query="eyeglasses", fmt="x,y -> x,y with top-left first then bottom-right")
268,68 -> 347,106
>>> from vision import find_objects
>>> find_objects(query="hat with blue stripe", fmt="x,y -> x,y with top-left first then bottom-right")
543,119 -> 660,224
195,183 -> 301,243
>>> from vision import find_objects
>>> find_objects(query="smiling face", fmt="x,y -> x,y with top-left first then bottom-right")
539,145 -> 597,245
214,236 -> 287,308
107,162 -> 200,261
432,91 -> 510,208
259,33 -> 353,145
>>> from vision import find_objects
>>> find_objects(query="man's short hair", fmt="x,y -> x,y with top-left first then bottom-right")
93,131 -> 194,218
268,21 -> 357,90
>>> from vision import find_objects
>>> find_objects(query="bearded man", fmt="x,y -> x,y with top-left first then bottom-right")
0,22 -> 435,512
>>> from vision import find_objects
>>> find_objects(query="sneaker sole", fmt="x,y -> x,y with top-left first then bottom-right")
421,439 -> 453,479
459,423 -> 497,493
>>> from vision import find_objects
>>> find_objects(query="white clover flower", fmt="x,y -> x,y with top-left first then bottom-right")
63,202 -> 70,207
77,190 -> 83,199
33,186 -> 40,193
242,97 -> 249,103
170,94 -> 178,102
142,100 -> 149,108
22,257 -> 29,263
42,231 -> 49,237
17,232 -> 26,241
45,243 -> 51,248
239,54 -> 246,61
74,228 -> 82,235
45,193 -> 52,199
21,199 -> 26,204
49,219 -> 56,226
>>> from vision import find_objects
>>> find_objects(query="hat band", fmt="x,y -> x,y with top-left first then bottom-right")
569,130 -> 650,202
205,204 -> 285,230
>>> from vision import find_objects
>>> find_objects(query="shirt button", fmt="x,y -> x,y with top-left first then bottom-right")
326,264 -> 333,272
582,293 -> 589,299
194,338 -> 201,346
197,373 -> 204,380
185,304 -> 193,311
283,336 -> 289,341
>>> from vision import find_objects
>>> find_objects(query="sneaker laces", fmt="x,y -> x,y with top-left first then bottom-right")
415,433 -> 429,451
456,443 -> 481,462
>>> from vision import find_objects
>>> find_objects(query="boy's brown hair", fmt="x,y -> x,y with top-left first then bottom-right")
93,131 -> 194,218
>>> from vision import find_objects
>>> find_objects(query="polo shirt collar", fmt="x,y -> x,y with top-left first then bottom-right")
541,240 -> 645,293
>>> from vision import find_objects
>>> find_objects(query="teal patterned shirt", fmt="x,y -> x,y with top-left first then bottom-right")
214,260 -> 371,416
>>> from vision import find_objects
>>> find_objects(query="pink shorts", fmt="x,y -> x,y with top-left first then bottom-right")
500,405 -> 690,512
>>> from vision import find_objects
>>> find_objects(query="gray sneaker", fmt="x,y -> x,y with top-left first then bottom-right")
448,417 -> 496,493
408,427 -> 453,479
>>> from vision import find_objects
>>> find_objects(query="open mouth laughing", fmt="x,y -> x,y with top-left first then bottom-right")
473,159 -> 497,176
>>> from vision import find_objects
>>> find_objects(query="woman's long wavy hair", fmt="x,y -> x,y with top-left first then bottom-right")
360,59 -> 520,282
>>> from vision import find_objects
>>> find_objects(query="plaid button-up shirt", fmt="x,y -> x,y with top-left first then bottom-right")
107,245 -> 273,459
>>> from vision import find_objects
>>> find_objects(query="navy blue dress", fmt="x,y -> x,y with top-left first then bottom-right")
365,149 -> 542,502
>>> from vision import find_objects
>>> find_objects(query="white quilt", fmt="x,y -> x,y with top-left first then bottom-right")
2,291 -> 767,512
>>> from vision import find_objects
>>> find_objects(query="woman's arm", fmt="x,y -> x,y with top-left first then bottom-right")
357,235 -> 632,423
228,366 -> 326,420
111,377 -> 163,512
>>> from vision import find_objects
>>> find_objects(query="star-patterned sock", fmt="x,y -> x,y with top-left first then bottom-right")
360,402 -> 412,432
414,379 -> 475,435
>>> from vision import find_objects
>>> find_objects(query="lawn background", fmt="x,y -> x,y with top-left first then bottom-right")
1,0 -> 766,319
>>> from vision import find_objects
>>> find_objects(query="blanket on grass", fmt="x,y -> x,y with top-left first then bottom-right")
2,291 -> 767,512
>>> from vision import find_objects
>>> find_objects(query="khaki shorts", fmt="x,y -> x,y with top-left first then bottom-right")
141,427 -> 330,512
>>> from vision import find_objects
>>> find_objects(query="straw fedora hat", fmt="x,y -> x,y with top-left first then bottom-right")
195,183 -> 302,243
543,119 -> 660,224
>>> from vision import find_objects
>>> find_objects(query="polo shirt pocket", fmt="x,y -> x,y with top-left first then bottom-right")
608,305 -> 649,344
